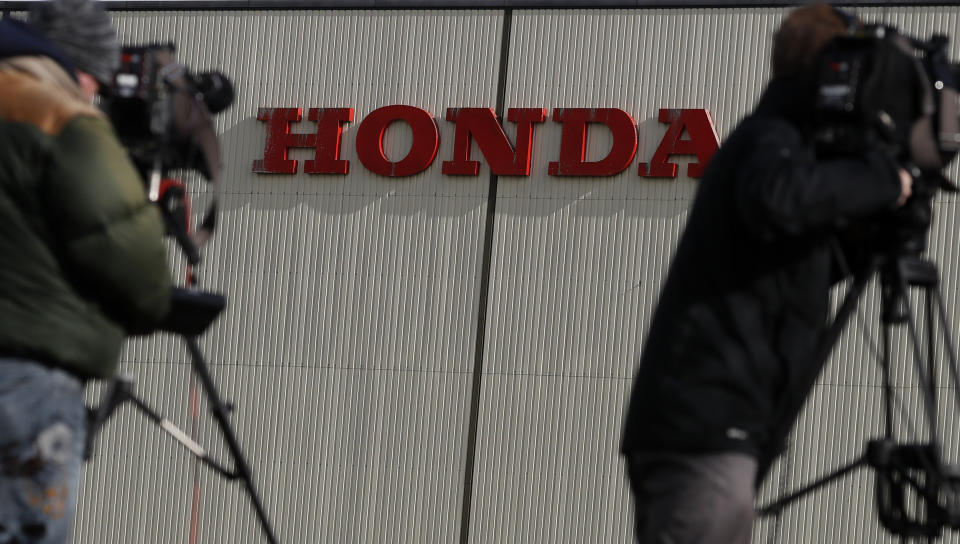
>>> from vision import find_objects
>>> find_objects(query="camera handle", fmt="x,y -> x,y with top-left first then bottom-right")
157,179 -> 201,266
758,255 -> 960,541
84,290 -> 279,544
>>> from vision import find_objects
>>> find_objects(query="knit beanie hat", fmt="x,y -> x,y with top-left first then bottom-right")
29,0 -> 120,84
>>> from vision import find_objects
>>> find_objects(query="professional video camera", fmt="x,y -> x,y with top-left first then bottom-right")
813,24 -> 960,256
761,22 -> 960,541
813,24 -> 960,173
103,43 -> 233,176
89,46 -> 279,543
100,43 -> 234,265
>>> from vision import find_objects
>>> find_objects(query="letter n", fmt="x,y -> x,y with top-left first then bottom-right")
442,108 -> 547,176
548,108 -> 638,177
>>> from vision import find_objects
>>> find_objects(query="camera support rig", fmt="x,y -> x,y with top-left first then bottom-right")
84,288 -> 279,544
759,251 -> 960,541
84,44 -> 278,542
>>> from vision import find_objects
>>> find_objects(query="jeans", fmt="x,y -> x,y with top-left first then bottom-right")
0,359 -> 86,544
626,451 -> 757,544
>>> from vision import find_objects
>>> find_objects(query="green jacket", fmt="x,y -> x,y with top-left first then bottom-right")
0,61 -> 171,379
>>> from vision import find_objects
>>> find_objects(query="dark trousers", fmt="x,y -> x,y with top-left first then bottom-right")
625,451 -> 757,544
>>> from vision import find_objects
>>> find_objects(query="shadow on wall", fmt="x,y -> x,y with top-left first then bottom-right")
214,115 -> 702,220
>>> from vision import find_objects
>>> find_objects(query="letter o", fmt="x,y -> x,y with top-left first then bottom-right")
356,105 -> 439,177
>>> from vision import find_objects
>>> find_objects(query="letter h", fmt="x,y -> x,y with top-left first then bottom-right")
252,107 -> 353,174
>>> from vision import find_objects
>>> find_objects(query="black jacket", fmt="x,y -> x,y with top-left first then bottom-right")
621,77 -> 902,474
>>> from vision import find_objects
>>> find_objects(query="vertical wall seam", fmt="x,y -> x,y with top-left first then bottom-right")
458,8 -> 514,544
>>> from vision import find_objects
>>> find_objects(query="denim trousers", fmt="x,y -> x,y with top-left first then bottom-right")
0,359 -> 86,544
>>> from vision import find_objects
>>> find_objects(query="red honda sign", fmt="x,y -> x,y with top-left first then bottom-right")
253,106 -> 719,179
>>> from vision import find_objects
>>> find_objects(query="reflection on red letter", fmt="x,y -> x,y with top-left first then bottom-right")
548,108 -> 638,177
638,109 -> 719,179
252,108 -> 314,174
304,108 -> 353,174
442,108 -> 547,176
356,105 -> 439,177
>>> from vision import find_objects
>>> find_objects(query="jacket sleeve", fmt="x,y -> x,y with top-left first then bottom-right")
43,114 -> 172,333
735,118 -> 903,240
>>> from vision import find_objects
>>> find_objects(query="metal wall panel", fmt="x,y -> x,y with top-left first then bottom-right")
75,9 -> 503,543
62,5 -> 960,544
471,8 -> 785,544
474,6 -> 960,544
7,0 -> 960,9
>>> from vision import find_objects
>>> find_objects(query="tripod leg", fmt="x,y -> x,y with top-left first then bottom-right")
882,326 -> 895,438
933,288 -> 960,408
925,288 -> 938,419
892,271 -> 940,448
84,377 -> 134,460
757,456 -> 868,517
761,261 -> 878,519
184,336 -> 279,544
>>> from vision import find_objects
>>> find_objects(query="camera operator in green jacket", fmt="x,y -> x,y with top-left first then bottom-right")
0,1 -> 171,541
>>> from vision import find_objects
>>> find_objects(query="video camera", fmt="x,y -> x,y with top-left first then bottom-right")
813,24 -> 960,258
100,44 -> 234,266
813,24 -> 960,173
102,44 -> 233,178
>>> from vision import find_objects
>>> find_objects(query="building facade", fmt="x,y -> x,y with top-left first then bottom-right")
5,2 -> 960,542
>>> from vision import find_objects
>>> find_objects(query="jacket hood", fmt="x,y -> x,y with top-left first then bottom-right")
0,19 -> 76,80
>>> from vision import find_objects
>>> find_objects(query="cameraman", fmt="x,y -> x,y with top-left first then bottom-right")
621,4 -> 912,543
0,0 -> 171,542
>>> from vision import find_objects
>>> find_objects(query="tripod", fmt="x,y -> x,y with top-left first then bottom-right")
759,253 -> 960,541
84,288 -> 279,543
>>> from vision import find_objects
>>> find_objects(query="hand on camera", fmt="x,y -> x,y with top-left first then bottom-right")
896,168 -> 913,207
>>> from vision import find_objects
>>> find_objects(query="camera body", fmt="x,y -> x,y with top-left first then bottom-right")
100,43 -> 234,266
812,25 -> 960,257
812,25 -> 960,171
101,44 -> 233,182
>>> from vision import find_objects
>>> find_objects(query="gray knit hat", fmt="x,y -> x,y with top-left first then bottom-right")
29,0 -> 120,84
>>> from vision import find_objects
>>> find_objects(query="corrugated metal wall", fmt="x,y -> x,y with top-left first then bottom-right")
69,5 -> 960,543
81,10 -> 503,544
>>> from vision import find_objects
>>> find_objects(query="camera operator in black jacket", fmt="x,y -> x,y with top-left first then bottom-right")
620,4 -> 913,543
